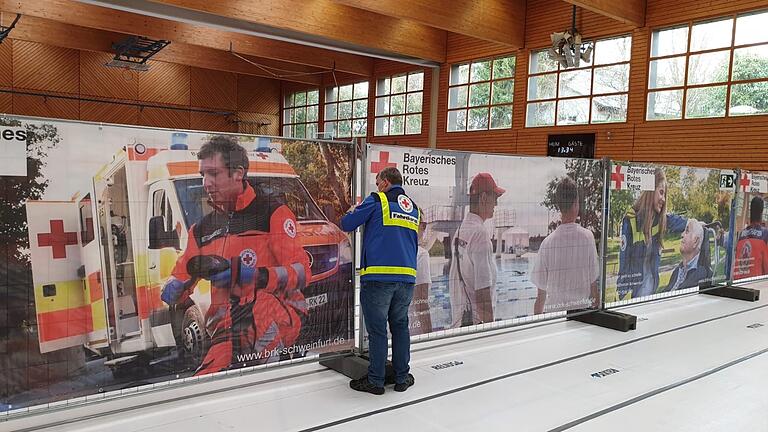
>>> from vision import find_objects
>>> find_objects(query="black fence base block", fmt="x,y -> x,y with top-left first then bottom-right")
701,285 -> 760,302
320,354 -> 397,383
567,309 -> 637,332
319,354 -> 369,379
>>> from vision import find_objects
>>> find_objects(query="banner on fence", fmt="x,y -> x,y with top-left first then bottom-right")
1,116 -> 354,411
605,162 -> 735,303
365,144 -> 605,337
731,171 -> 768,281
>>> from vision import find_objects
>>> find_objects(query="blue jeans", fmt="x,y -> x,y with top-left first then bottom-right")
361,280 -> 414,387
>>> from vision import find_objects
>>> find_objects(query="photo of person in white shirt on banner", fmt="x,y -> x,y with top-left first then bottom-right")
531,176 -> 599,314
449,172 -> 505,328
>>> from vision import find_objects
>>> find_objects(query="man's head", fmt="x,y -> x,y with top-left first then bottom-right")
554,176 -> 579,222
375,166 -> 402,192
469,173 -> 505,220
750,196 -> 764,224
198,136 -> 249,209
680,218 -> 704,259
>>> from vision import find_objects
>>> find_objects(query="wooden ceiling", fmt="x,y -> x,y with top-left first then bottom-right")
0,0 -> 646,85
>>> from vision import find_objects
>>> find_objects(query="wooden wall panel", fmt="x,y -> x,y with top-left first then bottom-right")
190,67 -> 237,110
238,75 -> 280,114
0,37 -> 281,134
13,93 -> 79,119
646,0 -> 768,27
0,42 -> 12,88
79,101 -> 139,125
235,112 -> 280,136
13,41 -> 79,94
446,33 -> 513,64
0,92 -> 12,113
432,0 -> 768,172
138,107 -> 190,129
525,0 -> 634,49
138,61 -> 190,106
80,51 -> 139,100
190,111 -> 237,133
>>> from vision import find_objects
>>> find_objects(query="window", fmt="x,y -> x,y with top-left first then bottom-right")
324,81 -> 369,138
526,35 -> 631,127
647,10 -> 768,120
375,71 -> 424,136
282,89 -> 319,138
447,55 -> 515,132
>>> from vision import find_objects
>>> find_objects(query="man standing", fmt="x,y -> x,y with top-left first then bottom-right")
449,172 -> 504,328
341,167 -> 419,395
161,136 -> 310,375
531,177 -> 599,314
666,218 -> 709,291
733,196 -> 768,279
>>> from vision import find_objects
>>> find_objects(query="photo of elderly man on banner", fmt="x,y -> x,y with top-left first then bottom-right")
605,163 -> 734,303
365,144 -> 605,336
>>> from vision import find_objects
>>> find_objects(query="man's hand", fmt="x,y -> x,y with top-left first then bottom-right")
160,277 -> 186,305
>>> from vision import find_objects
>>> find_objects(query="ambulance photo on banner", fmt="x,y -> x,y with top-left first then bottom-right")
0,116 -> 354,411
731,170 -> 768,281
605,162 -> 735,304
365,144 -> 605,338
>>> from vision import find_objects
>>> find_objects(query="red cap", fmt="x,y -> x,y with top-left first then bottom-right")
469,172 -> 505,196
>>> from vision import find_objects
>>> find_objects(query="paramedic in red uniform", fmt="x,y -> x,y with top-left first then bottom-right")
161,136 -> 310,375
733,196 -> 768,279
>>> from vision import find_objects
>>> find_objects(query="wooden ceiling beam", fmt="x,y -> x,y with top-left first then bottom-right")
333,0 -> 525,48
115,0 -> 447,63
562,0 -> 646,28
5,15 -> 323,85
0,0 -> 373,76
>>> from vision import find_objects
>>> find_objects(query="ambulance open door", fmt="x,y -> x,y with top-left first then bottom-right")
94,165 -> 142,347
26,201 -> 89,353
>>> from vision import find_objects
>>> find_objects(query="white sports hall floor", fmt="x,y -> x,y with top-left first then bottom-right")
3,280 -> 768,432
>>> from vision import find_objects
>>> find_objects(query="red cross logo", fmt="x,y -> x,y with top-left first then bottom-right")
255,153 -> 269,160
240,249 -> 257,268
37,220 -> 78,259
283,219 -> 297,238
370,151 -> 397,173
740,173 -> 751,192
398,195 -> 413,212
611,165 -> 625,190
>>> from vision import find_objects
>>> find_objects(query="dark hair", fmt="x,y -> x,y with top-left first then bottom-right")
377,166 -> 402,185
750,196 -> 764,223
198,135 -> 249,176
554,176 -> 579,212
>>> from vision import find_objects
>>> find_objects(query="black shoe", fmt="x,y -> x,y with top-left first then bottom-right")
350,376 -> 384,395
394,374 -> 414,392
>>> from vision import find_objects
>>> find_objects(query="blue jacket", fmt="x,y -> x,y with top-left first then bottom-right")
617,209 -> 687,299
341,185 -> 419,283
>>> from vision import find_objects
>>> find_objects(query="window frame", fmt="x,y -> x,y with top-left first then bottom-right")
323,81 -> 369,139
374,70 -> 425,136
282,88 -> 320,139
525,34 -> 632,128
446,55 -> 516,133
646,9 -> 768,121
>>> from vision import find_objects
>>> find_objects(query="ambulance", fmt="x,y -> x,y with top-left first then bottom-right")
26,136 -> 353,376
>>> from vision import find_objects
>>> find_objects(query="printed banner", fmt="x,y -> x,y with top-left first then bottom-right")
732,170 -> 768,281
1,116 -> 354,412
365,144 -> 605,338
605,162 -> 735,303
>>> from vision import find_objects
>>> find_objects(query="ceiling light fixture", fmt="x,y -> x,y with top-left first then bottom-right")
548,6 -> 593,69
